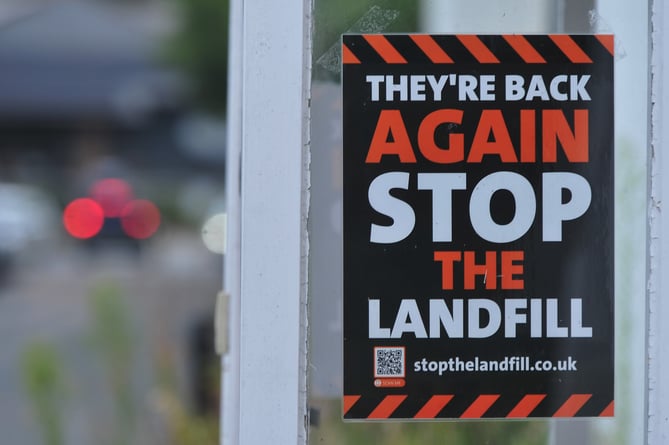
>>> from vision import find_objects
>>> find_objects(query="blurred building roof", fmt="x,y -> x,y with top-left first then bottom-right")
0,0 -> 185,125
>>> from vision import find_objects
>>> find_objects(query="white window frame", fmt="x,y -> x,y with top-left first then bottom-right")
219,0 -> 669,443
649,1 -> 669,443
222,0 -> 310,444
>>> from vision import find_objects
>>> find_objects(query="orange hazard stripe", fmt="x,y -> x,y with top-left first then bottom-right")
342,44 -> 361,64
409,35 -> 454,63
343,395 -> 361,414
368,395 -> 407,419
414,395 -> 454,419
599,400 -> 615,417
363,35 -> 407,63
549,35 -> 593,63
460,394 -> 500,418
456,35 -> 500,63
507,394 -> 546,418
596,34 -> 615,56
503,35 -> 546,63
553,394 -> 592,417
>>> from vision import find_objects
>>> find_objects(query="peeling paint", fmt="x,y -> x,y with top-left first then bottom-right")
648,0 -> 669,443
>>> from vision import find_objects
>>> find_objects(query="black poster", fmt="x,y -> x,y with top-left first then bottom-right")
342,34 -> 614,420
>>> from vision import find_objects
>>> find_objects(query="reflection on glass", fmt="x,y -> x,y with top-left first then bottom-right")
309,1 -> 647,444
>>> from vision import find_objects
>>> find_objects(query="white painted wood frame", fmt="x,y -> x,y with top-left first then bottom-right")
222,0 -> 310,443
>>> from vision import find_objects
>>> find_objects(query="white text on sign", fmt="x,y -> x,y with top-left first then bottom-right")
365,74 -> 591,102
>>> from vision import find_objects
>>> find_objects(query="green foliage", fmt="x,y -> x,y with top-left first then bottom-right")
168,0 -> 230,116
21,280 -> 220,445
153,328 -> 219,445
21,343 -> 66,445
89,280 -> 220,445
88,281 -> 136,445
311,399 -> 549,445
154,390 -> 219,445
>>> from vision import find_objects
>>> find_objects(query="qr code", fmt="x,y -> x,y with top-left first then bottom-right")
374,346 -> 405,378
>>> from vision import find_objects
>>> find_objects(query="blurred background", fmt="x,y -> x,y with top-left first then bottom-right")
0,0 -> 228,443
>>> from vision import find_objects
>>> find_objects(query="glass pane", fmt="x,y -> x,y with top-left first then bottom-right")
0,1 -> 226,443
308,0 -> 647,443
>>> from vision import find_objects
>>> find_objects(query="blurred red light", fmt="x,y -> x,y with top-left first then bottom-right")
121,199 -> 161,239
89,178 -> 133,217
63,198 -> 105,239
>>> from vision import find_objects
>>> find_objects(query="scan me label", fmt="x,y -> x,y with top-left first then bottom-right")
342,34 -> 614,420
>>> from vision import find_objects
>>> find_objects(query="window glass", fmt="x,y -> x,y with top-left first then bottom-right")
308,1 -> 647,443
